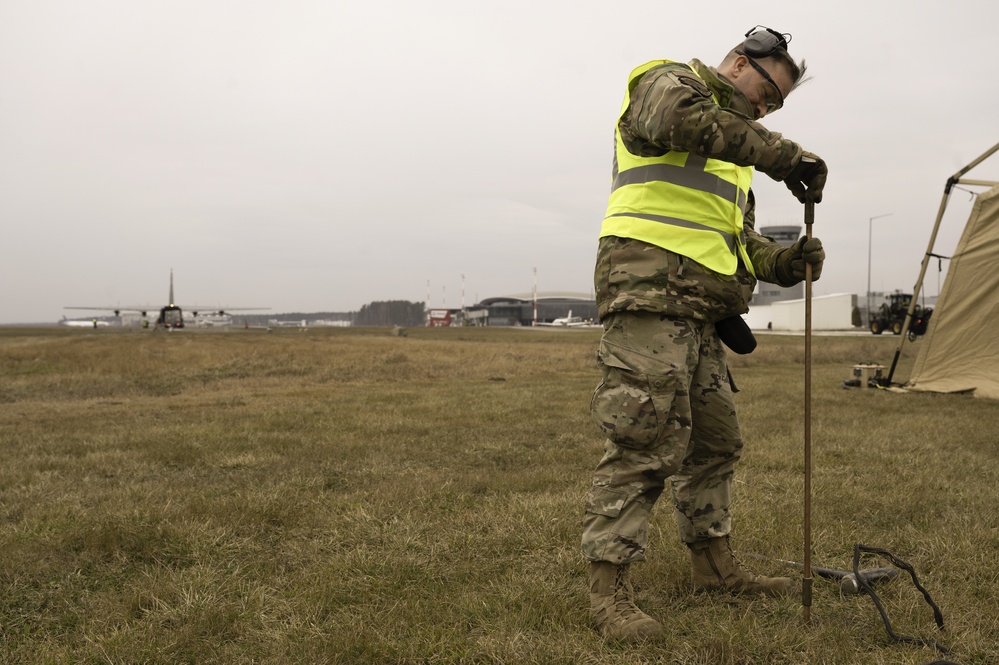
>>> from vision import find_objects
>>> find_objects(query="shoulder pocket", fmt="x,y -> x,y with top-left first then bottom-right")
671,72 -> 713,99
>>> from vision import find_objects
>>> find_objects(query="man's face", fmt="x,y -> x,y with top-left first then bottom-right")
729,55 -> 794,120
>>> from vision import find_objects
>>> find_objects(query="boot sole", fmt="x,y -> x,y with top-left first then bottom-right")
600,621 -> 663,643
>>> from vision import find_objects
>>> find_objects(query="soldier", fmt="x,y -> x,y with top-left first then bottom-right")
583,26 -> 827,642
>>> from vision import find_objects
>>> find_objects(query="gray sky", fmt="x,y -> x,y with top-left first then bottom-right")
2,0 -> 997,323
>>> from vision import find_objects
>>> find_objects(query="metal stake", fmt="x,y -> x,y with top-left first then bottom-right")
803,200 -> 814,625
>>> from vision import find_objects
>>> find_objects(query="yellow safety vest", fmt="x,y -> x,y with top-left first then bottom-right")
600,60 -> 755,277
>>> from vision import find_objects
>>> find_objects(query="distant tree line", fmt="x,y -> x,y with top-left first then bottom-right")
353,300 -> 426,327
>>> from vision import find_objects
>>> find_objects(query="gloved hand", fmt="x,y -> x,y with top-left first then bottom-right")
776,236 -> 825,283
783,151 -> 827,204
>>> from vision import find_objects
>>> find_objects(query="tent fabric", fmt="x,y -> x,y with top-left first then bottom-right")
906,184 -> 999,399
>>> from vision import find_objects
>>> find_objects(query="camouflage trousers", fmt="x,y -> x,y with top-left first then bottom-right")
581,311 -> 744,564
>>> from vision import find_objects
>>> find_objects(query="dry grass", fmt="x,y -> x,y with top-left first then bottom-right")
0,325 -> 996,664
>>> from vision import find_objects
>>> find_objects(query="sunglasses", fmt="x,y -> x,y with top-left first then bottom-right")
735,51 -> 785,113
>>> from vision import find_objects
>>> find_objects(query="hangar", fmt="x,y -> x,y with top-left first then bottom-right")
472,292 -> 598,327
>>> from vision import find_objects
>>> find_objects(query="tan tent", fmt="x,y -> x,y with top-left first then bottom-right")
906,184 -> 999,398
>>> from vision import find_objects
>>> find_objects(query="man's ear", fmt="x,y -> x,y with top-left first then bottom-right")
728,54 -> 750,79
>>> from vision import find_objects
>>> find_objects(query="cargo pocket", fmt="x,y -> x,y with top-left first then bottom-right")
584,485 -> 630,518
590,357 -> 677,450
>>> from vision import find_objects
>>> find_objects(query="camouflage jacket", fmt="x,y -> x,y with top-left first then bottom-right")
596,59 -> 803,323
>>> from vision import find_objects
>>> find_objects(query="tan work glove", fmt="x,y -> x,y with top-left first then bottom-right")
783,151 -> 828,204
776,236 -> 825,284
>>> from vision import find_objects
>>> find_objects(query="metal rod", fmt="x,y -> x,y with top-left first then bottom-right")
803,200 -> 814,625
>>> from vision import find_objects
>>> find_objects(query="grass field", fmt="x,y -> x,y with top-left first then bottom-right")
1,325 -> 996,664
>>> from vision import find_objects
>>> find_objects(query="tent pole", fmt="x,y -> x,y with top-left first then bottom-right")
886,141 -> 999,385
885,188 -> 951,383
950,141 -> 999,182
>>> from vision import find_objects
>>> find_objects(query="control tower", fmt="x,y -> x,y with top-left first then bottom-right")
754,225 -> 803,306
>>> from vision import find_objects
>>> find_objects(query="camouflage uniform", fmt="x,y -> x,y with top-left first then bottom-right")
582,59 -> 804,564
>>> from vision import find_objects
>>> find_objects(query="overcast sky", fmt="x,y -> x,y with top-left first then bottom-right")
2,0 -> 997,323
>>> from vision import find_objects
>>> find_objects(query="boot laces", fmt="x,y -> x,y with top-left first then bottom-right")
721,539 -> 765,581
612,568 -> 643,619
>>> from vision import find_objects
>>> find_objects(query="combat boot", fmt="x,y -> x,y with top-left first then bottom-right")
589,561 -> 663,642
689,537 -> 794,597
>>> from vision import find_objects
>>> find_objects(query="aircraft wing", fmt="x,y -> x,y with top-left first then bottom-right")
179,305 -> 270,312
65,305 -> 161,313
66,304 -> 268,311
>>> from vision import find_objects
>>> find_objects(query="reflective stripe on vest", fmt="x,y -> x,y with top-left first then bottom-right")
599,60 -> 755,277
611,153 -> 748,213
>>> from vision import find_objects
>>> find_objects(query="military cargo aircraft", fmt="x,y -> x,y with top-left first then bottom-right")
64,270 -> 266,328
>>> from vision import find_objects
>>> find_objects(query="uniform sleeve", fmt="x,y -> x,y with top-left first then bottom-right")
742,191 -> 797,286
625,65 -> 802,181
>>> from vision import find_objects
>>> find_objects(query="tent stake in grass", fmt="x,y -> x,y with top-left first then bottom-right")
803,200 -> 815,626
